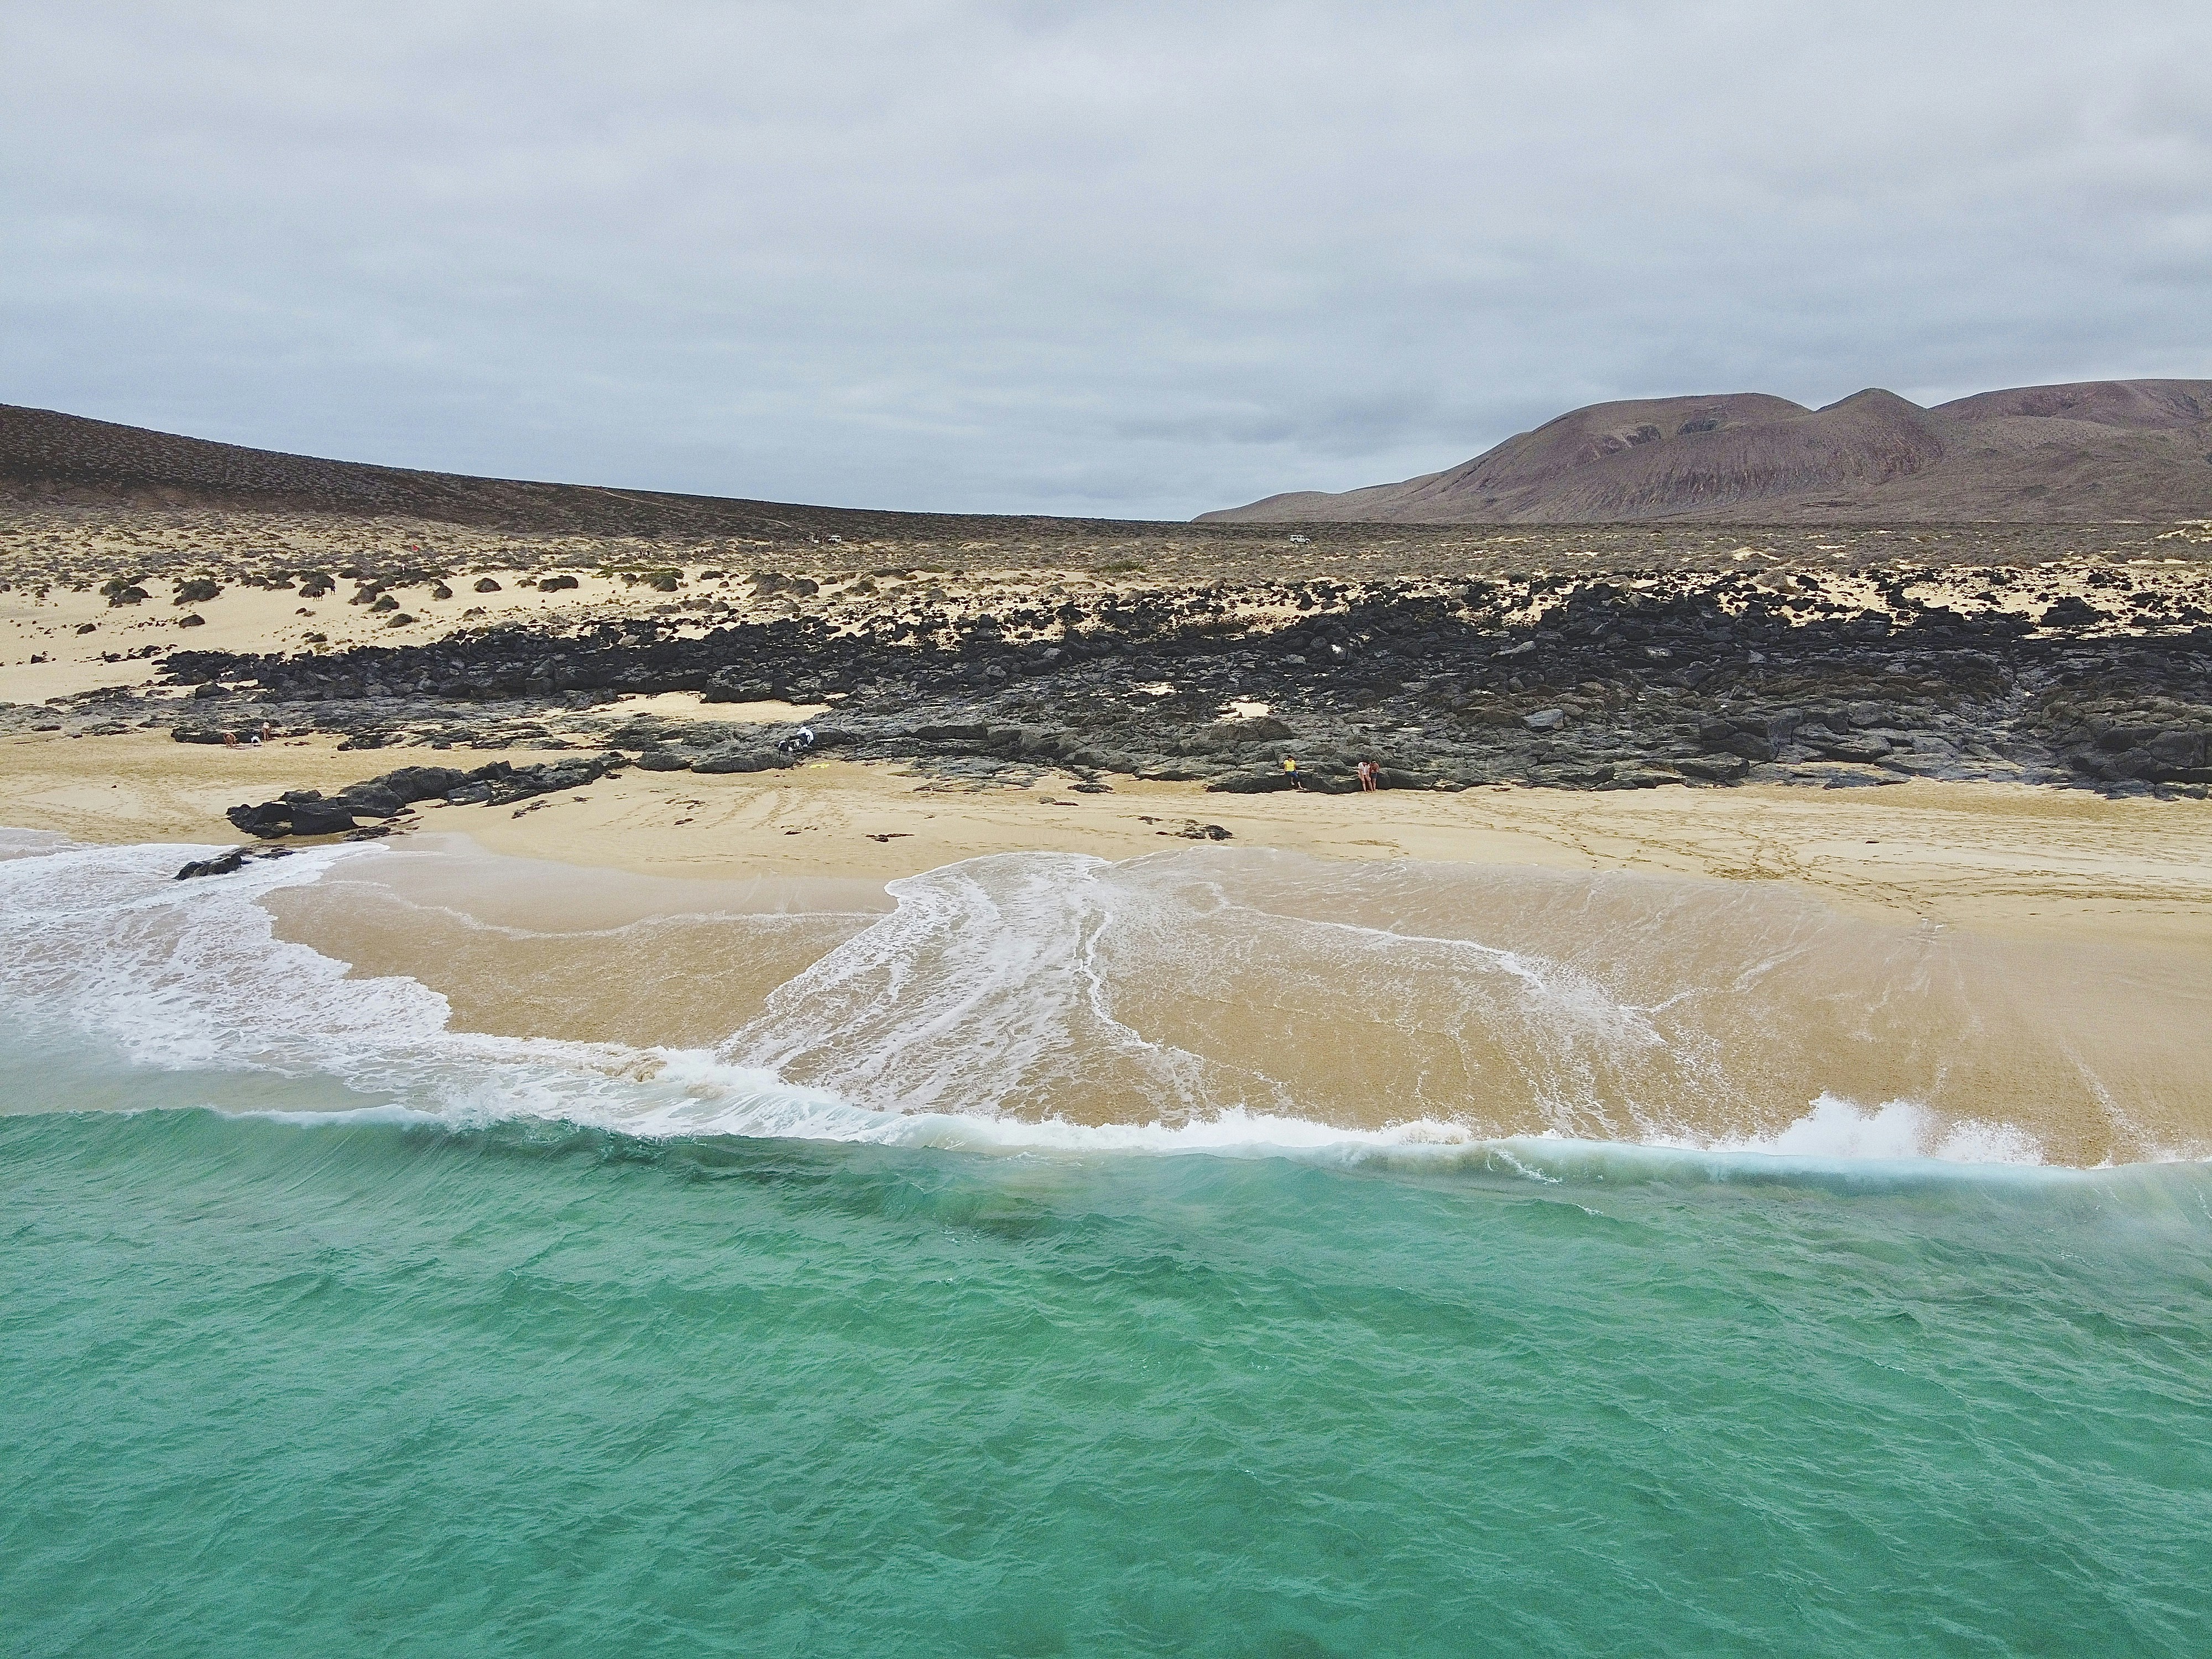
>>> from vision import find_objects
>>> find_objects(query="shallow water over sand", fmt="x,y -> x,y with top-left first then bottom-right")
234,835 -> 2212,1164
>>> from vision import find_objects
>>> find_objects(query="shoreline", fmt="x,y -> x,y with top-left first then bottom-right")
15,778 -> 2208,1166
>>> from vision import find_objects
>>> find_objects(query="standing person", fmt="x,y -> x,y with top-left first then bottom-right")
1357,759 -> 1378,792
1282,756 -> 1302,791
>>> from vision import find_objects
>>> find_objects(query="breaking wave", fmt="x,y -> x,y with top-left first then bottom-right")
1,828 -> 2202,1173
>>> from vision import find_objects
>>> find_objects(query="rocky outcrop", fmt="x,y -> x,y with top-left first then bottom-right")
224,754 -> 628,838
139,562 -> 2211,807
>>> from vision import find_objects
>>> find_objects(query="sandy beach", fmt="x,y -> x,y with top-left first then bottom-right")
6,725 -> 2209,953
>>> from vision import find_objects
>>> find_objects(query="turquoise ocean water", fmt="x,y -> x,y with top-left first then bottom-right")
8,1107 -> 2210,1657
4,834 -> 2210,1655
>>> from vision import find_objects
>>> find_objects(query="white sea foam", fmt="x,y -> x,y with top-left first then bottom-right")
1720,1094 -> 2044,1165
717,851 -> 1729,1136
721,854 -> 1228,1121
220,1103 -> 455,1130
0,832 -> 2151,1175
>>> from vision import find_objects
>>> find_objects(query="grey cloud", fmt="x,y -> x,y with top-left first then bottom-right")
4,1 -> 2209,517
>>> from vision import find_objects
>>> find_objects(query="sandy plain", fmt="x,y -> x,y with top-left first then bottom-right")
5,510 -> 2209,708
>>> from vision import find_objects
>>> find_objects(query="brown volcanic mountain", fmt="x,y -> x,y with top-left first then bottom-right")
0,402 -> 1126,540
1199,379 -> 2212,524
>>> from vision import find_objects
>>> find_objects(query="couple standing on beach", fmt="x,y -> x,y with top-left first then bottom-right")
1280,757 -> 1382,792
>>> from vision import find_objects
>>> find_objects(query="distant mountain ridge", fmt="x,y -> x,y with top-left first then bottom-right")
1198,379 -> 2212,524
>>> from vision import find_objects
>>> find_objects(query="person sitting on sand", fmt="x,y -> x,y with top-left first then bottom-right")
1357,758 -> 1378,792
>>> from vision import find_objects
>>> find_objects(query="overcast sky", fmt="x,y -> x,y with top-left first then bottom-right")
5,2 -> 2209,518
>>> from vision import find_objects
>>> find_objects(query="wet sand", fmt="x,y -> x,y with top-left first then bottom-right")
6,729 -> 2209,1162
242,836 -> 2212,1166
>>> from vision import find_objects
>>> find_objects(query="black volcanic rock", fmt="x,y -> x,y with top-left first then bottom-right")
155,562 -> 2212,813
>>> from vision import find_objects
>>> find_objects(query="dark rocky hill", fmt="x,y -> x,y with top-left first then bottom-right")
1202,380 -> 2212,524
0,402 -> 1142,539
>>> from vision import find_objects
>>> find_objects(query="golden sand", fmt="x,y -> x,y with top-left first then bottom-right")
6,728 -> 2210,951
9,729 -> 2208,1162
243,831 -> 2209,1165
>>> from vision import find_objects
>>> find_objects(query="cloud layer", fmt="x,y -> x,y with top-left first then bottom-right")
6,1 -> 2209,517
